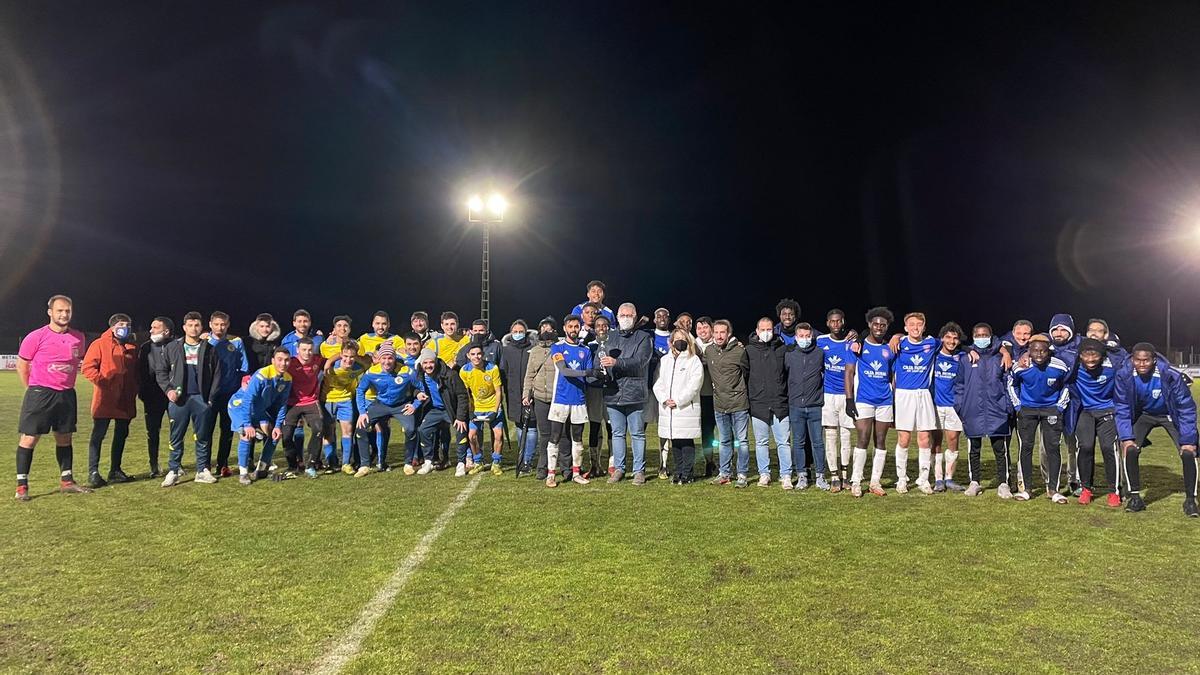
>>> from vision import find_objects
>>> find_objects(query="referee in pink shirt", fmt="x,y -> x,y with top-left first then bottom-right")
15,295 -> 93,501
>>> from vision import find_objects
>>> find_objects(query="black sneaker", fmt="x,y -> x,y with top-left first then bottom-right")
1184,498 -> 1198,518
1125,493 -> 1146,512
88,472 -> 108,489
107,468 -> 133,483
704,459 -> 716,478
535,469 -> 548,481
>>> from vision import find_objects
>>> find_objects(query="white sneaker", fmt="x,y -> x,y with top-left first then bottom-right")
916,480 -> 933,495
160,470 -> 179,488
1050,492 -> 1068,504
964,481 -> 982,497
1014,490 -> 1031,501
895,480 -> 909,494
571,473 -> 589,485
417,460 -> 433,475
757,474 -> 770,487
195,469 -> 217,484
997,483 -> 1013,499
454,462 -> 466,477
781,475 -> 794,491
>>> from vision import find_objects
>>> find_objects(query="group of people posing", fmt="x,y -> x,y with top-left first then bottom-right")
12,281 -> 1199,518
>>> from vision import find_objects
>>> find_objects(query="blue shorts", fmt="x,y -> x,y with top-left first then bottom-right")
469,410 -> 505,431
324,400 -> 354,423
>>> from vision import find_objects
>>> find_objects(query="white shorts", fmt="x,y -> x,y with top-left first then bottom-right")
549,403 -> 589,425
936,405 -> 963,432
855,401 -> 894,423
822,393 -> 855,428
894,389 -> 937,431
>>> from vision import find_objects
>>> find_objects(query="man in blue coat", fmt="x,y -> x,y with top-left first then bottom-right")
1114,342 -> 1198,517
954,323 -> 1014,497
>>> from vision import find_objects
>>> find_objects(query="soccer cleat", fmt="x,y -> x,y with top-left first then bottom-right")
814,476 -> 830,491
829,478 -> 842,494
997,483 -> 1013,499
454,462 -> 467,477
572,472 -> 589,485
195,469 -> 218,484
632,471 -> 646,486
305,467 -> 319,479
417,460 -> 433,476
239,473 -> 252,486
1184,498 -> 1199,518
757,474 -> 770,488
545,474 -> 558,488
1050,492 -> 1068,504
869,483 -> 887,497
160,470 -> 180,488
1125,493 -> 1146,512
15,485 -> 30,501
851,483 -> 863,498
933,479 -> 945,493
467,463 -> 483,476
781,475 -> 794,491
1078,488 -> 1094,505
895,480 -> 908,494
1106,492 -> 1121,508
342,464 -> 355,476
608,469 -> 625,484
964,481 -> 982,497
108,468 -> 133,483
916,481 -> 933,495
944,479 -> 966,492
88,472 -> 108,489
353,466 -> 371,478
403,464 -> 415,476
734,474 -> 748,488
491,463 -> 503,477
1014,490 -> 1031,501
219,466 -> 233,478
60,480 -> 93,494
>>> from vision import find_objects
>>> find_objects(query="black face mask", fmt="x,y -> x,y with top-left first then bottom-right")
539,331 -> 556,343
673,339 -> 688,352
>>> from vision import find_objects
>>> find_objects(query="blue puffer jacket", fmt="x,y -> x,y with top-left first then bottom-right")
1114,354 -> 1198,446
953,336 -> 1013,438
1047,312 -> 1080,369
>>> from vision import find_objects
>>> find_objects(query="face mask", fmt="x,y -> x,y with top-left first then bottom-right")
973,337 -> 991,349
538,331 -> 555,343
114,326 -> 130,342
672,339 -> 688,352
757,330 -> 773,343
618,317 -> 634,331
511,332 -> 526,342
150,332 -> 165,343
798,338 -> 813,349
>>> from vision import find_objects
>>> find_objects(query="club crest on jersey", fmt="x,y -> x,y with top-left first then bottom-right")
394,376 -> 406,385
231,398 -> 242,407
1152,389 -> 1162,399
882,349 -> 891,359
1048,415 -> 1058,425
1047,378 -> 1057,386
277,384 -> 286,392
227,344 -> 236,352
1097,375 -> 1107,383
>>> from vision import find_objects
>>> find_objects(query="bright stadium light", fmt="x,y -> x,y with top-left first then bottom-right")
465,189 -> 511,325
487,193 -> 507,218
467,194 -> 485,215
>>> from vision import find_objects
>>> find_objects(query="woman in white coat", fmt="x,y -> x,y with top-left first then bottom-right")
653,329 -> 705,484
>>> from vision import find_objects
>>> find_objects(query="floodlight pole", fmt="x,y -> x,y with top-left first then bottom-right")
481,222 -> 491,326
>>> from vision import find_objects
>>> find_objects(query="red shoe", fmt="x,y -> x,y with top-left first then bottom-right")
59,480 -> 93,494
219,466 -> 232,478
1078,487 -> 1093,505
14,485 -> 30,502
1106,492 -> 1122,508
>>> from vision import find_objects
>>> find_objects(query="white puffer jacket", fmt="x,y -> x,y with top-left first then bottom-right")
652,350 -> 705,441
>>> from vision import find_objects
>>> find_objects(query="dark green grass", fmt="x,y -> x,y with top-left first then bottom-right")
2,372 -> 1198,673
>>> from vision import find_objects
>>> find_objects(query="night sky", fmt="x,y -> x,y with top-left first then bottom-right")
3,1 -> 1200,351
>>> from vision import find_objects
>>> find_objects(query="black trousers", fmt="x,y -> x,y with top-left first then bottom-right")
670,438 -> 696,481
209,391 -> 235,469
282,404 -> 324,466
1124,413 -> 1197,498
1074,409 -> 1119,491
968,435 -> 1009,486
1016,407 -> 1063,494
700,395 -> 716,459
88,418 -> 130,474
143,396 -> 168,468
533,399 -> 555,474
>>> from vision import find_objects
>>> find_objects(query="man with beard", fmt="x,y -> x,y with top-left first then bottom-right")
499,320 -> 537,476
432,312 -> 471,368
774,298 -> 801,346
693,316 -> 718,477
1048,313 -> 1082,496
522,318 -> 560,481
206,311 -> 250,477
545,315 -> 595,487
455,319 -> 501,367
282,309 -> 324,357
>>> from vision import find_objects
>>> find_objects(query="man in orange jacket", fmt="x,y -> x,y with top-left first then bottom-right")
81,313 -> 140,487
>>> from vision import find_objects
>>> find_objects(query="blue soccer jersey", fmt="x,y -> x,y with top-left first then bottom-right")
549,341 -> 593,406
895,336 -> 937,391
849,340 -> 895,406
817,334 -> 853,395
1072,358 -> 1116,412
1134,367 -> 1169,416
933,350 -> 960,407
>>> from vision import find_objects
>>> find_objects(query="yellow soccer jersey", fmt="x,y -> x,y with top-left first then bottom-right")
434,332 -> 472,367
323,361 -> 365,403
459,362 -> 501,413
320,337 -> 358,361
357,332 -> 401,356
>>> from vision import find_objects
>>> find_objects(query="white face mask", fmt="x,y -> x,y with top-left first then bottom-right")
618,316 -> 635,331
757,330 -> 773,343
150,333 -> 166,343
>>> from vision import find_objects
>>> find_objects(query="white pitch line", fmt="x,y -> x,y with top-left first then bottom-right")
311,475 -> 482,675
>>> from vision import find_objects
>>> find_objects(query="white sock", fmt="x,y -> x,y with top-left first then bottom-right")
661,448 -> 669,468
824,429 -> 838,476
894,444 -> 909,482
840,428 -> 851,457
934,452 -> 945,481
547,443 -> 559,473
852,448 -> 867,485
871,448 -> 887,485
918,447 -> 932,483
239,466 -> 248,476
572,441 -> 584,470
944,449 -> 958,480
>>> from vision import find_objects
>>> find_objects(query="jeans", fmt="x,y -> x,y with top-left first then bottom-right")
789,406 -> 825,476
751,413 -> 790,477
714,409 -> 750,476
168,395 -> 214,473
607,404 -> 646,473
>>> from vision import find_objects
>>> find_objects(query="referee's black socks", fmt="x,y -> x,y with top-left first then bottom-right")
16,446 -> 33,487
56,444 -> 74,480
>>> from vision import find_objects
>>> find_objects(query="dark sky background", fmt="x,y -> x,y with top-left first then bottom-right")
3,1 -> 1200,352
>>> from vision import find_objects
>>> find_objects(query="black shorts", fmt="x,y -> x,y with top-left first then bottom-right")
18,386 -> 78,435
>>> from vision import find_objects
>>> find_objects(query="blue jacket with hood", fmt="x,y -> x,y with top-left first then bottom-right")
1047,313 -> 1080,368
1114,353 -> 1198,446
953,336 -> 1012,437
